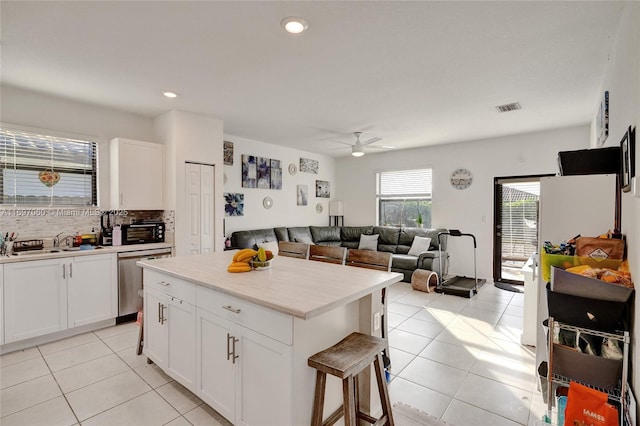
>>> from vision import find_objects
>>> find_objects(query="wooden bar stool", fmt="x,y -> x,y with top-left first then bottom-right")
308,332 -> 394,426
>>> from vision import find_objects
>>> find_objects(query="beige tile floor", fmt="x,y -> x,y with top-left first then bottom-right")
0,282 -> 546,425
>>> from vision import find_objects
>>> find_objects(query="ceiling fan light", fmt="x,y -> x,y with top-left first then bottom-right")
281,17 -> 308,34
351,145 -> 364,157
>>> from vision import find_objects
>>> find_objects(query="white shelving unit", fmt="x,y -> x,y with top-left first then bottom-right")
546,316 -> 630,426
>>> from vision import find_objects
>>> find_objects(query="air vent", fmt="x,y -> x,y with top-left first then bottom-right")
495,102 -> 521,113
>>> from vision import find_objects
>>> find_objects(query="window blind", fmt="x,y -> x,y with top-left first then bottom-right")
377,169 -> 432,197
500,183 -> 539,258
0,128 -> 97,206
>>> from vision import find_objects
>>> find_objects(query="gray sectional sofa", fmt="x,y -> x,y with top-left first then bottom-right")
231,225 -> 448,282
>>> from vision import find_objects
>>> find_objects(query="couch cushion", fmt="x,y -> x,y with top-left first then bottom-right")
373,226 -> 400,253
231,228 -> 278,249
397,228 -> 446,254
408,236 -> 432,256
392,254 -> 419,270
358,234 -> 379,251
288,226 -> 313,243
274,227 -> 289,242
340,226 -> 374,249
310,226 -> 341,244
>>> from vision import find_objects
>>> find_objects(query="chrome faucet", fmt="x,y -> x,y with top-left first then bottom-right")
53,233 -> 73,248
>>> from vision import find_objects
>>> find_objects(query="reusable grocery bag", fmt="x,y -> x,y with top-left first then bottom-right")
565,381 -> 619,426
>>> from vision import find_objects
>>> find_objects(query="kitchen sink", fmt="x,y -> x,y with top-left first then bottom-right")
10,246 -> 103,256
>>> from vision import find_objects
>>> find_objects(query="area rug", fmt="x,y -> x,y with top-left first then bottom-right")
494,281 -> 524,293
392,402 -> 453,426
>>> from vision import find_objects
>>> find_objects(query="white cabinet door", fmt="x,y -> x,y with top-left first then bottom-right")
143,288 -> 168,368
166,296 -> 196,391
236,325 -> 293,426
67,254 -> 117,327
4,259 -> 67,343
186,163 -> 202,255
199,164 -> 215,254
110,138 -> 164,210
196,308 -> 236,423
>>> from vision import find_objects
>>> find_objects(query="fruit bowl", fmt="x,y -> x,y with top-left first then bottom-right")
250,260 -> 272,271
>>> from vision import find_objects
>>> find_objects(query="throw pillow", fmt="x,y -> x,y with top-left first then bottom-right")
258,241 -> 279,256
358,234 -> 379,251
408,236 -> 432,256
295,236 -> 314,245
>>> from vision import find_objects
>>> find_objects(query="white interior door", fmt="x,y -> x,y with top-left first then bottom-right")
186,162 -> 215,255
200,164 -> 215,254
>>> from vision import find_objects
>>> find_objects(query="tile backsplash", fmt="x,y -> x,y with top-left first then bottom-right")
1,208 -> 175,242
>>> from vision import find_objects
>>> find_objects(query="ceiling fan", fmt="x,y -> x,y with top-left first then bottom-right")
332,132 -> 392,157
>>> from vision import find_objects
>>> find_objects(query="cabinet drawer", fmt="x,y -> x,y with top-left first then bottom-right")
197,286 -> 292,345
144,270 -> 196,305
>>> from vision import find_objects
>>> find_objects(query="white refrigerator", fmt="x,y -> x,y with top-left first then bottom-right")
534,174 -> 617,367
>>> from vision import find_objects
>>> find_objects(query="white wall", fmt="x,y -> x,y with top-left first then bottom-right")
335,125 -> 590,280
222,135 -> 336,237
589,2 -> 640,395
154,111 -> 224,255
0,85 -> 155,208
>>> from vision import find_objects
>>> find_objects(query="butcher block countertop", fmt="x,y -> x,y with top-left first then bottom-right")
137,250 -> 403,320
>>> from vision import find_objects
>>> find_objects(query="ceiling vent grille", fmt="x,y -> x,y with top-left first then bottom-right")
495,102 -> 521,113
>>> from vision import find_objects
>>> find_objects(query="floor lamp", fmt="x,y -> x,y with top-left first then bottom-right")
329,200 -> 344,226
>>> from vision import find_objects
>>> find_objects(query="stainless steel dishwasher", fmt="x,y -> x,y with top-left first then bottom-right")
117,247 -> 172,322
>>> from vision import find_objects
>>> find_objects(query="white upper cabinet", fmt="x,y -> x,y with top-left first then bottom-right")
110,138 -> 164,210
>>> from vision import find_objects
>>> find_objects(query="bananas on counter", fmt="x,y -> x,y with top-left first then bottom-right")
227,247 -> 275,273
227,248 -> 258,273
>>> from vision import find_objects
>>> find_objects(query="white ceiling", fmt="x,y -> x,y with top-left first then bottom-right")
0,1 -> 626,156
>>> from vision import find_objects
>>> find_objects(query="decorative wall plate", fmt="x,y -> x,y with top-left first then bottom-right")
288,163 -> 297,175
315,203 -> 323,213
450,168 -> 473,190
263,196 -> 273,209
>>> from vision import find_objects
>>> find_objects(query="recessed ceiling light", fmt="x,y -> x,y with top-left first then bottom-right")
163,91 -> 178,98
281,17 -> 308,34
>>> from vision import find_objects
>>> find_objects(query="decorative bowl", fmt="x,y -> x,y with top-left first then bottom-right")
250,260 -> 272,270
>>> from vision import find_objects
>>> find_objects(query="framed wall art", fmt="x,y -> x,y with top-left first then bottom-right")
621,129 -> 631,192
300,157 -> 319,174
297,185 -> 308,206
241,155 -> 257,188
257,157 -> 271,189
596,90 -> 609,147
315,180 -> 330,198
270,159 -> 282,189
223,141 -> 234,165
224,193 -> 244,216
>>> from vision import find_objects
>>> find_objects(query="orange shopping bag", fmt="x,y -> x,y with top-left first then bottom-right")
564,381 -> 619,426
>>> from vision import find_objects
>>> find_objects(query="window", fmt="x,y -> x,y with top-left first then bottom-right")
376,168 -> 432,227
0,128 -> 97,206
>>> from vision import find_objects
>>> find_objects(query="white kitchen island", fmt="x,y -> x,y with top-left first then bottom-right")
137,250 -> 403,426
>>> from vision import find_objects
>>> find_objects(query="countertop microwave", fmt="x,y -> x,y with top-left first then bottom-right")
121,222 -> 165,245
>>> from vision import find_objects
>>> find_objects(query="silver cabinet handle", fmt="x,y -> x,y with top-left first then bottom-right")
231,336 -> 239,364
226,333 -> 240,363
223,305 -> 241,314
69,263 -> 73,278
158,302 -> 162,323
63,264 -> 66,279
158,281 -> 170,286
160,304 -> 167,324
